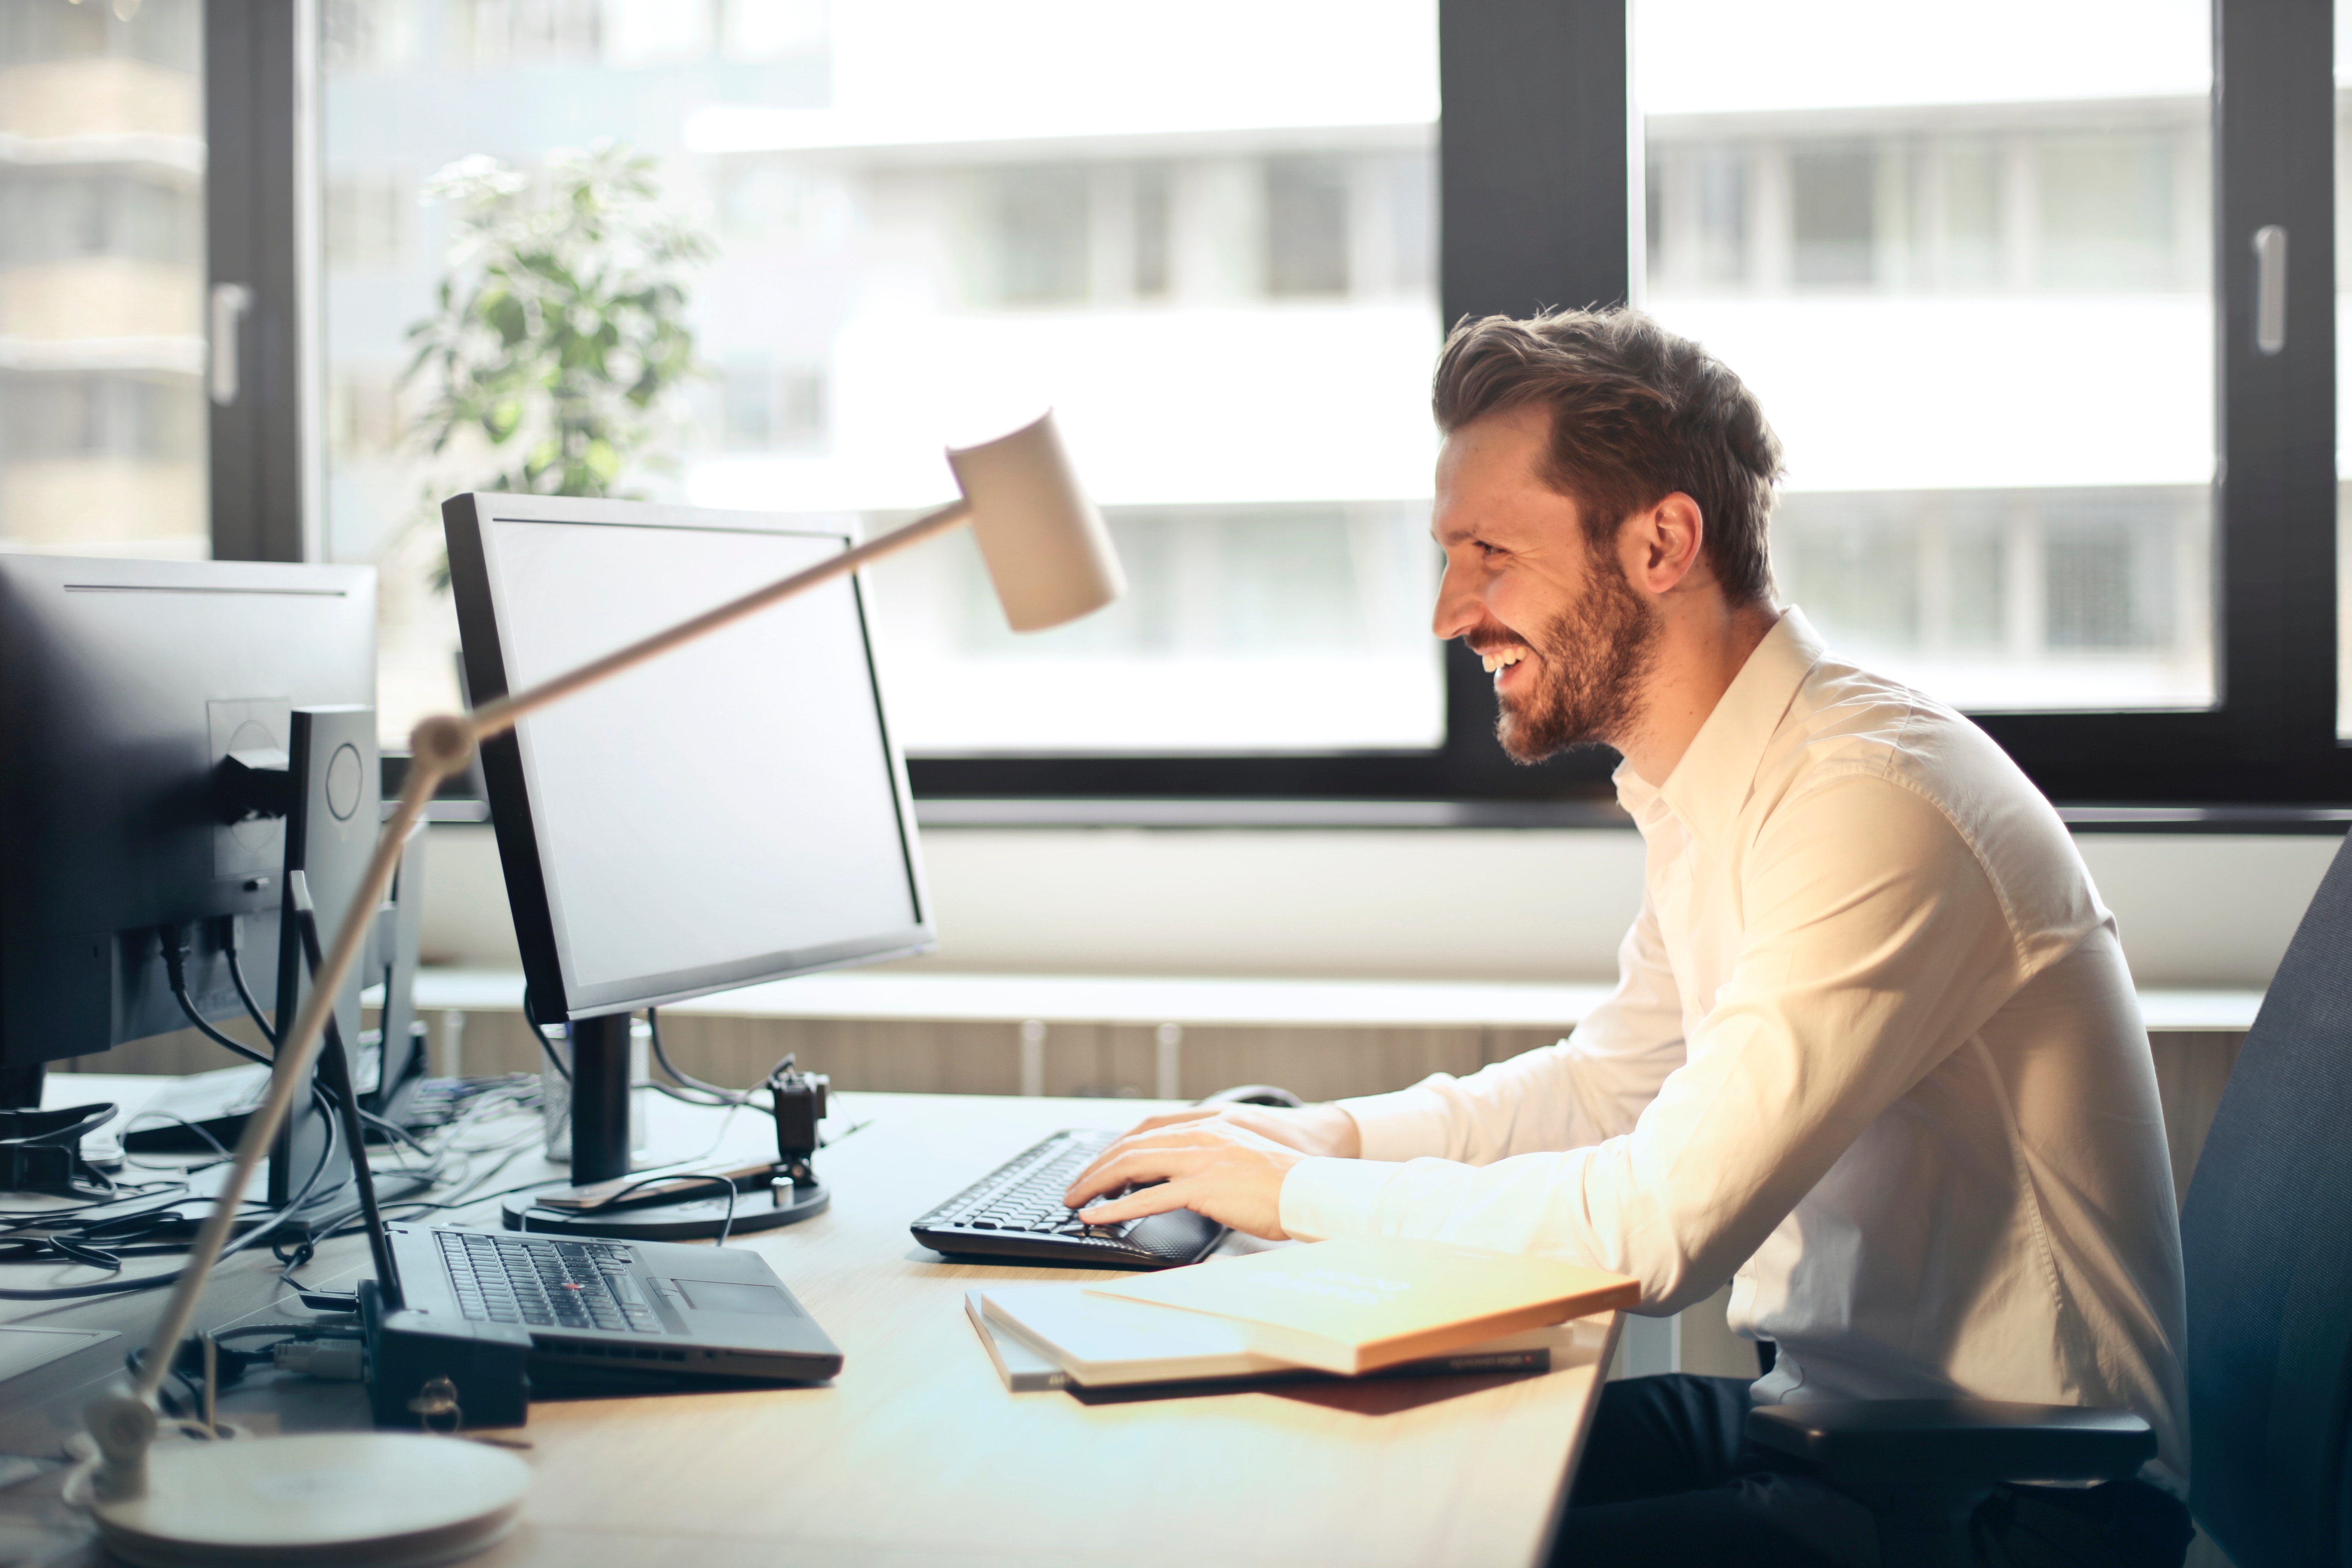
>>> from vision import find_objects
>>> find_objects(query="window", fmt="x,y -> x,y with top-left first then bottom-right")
321,0 -> 1445,757
284,0 -> 2349,805
0,0 -> 206,559
1637,0 -> 2216,713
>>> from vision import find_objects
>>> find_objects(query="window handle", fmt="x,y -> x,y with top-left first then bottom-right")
209,283 -> 254,406
2253,226 -> 2287,357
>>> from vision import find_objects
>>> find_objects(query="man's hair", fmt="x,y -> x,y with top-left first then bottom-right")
1431,308 -> 1783,604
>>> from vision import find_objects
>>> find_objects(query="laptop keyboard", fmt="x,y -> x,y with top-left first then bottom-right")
437,1231 -> 664,1334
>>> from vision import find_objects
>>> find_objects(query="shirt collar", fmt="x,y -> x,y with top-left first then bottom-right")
1614,608 -> 1827,847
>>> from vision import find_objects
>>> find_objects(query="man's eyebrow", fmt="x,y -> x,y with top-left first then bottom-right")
1432,517 -> 1484,545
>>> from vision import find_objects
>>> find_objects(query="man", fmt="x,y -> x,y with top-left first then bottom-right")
1063,309 -> 2192,1567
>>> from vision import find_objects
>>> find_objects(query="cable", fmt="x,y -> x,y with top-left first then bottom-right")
522,1172 -> 741,1246
645,1008 -> 743,1105
224,915 -> 278,1048
163,927 -> 272,1069
520,987 -> 571,1083
118,1107 -> 234,1167
0,1080 -> 344,1300
357,1105 -> 436,1162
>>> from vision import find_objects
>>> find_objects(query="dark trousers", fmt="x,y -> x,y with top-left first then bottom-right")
1550,1375 -> 2195,1568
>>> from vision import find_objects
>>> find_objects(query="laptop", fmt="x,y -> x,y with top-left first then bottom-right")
382,1221 -> 842,1388
283,881 -> 841,1401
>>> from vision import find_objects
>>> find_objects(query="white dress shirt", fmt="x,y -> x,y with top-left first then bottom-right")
1279,610 -> 2189,1485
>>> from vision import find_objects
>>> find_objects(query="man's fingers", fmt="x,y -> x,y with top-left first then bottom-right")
1063,1145 -> 1211,1208
1071,1178 -> 1194,1228
1067,1121 -> 1222,1195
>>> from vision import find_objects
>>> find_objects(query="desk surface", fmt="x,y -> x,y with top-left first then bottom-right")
2,1082 -> 1617,1568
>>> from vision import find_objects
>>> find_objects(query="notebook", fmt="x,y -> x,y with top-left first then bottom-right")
973,1281 -> 1568,1389
1085,1236 -> 1640,1375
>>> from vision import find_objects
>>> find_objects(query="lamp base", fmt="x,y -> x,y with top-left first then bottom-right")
85,1432 -> 528,1568
498,1177 -> 828,1240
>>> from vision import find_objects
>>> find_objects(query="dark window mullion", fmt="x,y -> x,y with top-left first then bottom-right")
205,0 -> 310,563
2210,0 -> 2337,765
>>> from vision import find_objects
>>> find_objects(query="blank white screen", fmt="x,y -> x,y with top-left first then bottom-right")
483,517 -> 920,994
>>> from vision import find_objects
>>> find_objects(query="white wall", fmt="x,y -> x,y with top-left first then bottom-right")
418,822 -> 2339,989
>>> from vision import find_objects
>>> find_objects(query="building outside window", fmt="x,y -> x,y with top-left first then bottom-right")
0,0 -> 207,560
1637,0 -> 2214,714
321,0 -> 1444,756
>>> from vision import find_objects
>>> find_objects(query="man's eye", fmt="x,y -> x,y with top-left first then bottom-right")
1476,541 -> 1505,557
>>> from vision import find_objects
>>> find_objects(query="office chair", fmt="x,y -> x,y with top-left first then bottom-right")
1746,828 -> 2352,1568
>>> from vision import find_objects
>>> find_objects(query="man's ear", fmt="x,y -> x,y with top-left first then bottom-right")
1625,493 -> 1707,594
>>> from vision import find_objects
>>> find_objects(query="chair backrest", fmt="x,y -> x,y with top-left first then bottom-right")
2181,830 -> 2352,1568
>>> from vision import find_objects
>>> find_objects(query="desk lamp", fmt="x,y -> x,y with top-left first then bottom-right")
75,412 -> 1123,1568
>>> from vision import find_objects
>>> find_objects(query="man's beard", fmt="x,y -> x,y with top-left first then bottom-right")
1493,558 -> 1661,765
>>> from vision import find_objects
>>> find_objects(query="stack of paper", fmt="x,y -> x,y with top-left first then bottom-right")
969,1237 -> 1638,1392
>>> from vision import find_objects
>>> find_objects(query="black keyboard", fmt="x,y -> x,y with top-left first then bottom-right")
436,1231 -> 666,1334
910,1128 -> 1225,1269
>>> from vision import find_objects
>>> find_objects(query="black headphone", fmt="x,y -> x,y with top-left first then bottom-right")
0,1101 -> 118,1196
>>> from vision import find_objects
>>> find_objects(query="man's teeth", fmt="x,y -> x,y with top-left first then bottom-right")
1481,648 -> 1528,675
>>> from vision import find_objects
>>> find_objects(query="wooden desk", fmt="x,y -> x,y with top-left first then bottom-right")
1,1084 -> 1618,1568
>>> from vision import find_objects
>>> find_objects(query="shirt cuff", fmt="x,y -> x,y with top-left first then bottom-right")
1336,1080 -> 1458,1163
1279,1156 -> 1403,1242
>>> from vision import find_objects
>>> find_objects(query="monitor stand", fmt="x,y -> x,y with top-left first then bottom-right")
0,1062 -> 42,1112
497,1014 -> 829,1240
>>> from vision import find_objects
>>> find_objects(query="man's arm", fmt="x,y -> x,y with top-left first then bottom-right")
1064,870 -> 1689,1232
1342,892 -> 1688,1165
1067,774 -> 2023,1312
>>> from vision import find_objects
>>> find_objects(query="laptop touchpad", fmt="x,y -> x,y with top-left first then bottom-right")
671,1279 -> 799,1317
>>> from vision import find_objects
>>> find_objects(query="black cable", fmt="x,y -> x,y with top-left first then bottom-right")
645,1008 -> 744,1104
524,1172 -> 740,1246
163,927 -> 272,1068
224,915 -> 279,1048
0,1081 -> 344,1300
118,1107 -> 234,1166
520,987 -> 571,1083
357,1105 -> 435,1161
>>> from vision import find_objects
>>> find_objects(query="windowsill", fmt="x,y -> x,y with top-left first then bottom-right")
405,795 -> 2352,834
409,967 -> 2263,1032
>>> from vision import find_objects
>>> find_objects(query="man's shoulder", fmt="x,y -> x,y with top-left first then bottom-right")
1771,655 -> 2027,809
1756,654 -> 2101,948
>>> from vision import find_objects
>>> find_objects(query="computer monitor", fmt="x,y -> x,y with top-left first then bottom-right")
444,493 -> 935,1220
0,555 -> 377,1196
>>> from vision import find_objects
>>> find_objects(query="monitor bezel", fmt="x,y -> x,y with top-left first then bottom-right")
443,492 -> 937,1022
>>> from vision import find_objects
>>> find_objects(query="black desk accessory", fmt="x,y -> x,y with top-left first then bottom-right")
0,1103 -> 117,1195
497,1041 -> 832,1240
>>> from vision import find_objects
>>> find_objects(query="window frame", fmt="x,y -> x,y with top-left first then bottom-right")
266,0 -> 2349,812
918,0 -> 2348,810
206,0 -> 316,565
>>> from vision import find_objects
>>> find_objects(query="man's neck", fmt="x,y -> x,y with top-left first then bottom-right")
1614,600 -> 1783,784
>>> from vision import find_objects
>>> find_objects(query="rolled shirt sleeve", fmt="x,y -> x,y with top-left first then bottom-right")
1334,883 -> 1690,1165
1280,773 -> 2024,1315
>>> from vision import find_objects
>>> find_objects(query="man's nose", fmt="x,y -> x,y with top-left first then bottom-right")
1432,559 -> 1483,641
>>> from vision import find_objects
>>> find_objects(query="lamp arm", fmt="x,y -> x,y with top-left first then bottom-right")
104,495 -> 978,1454
468,498 -> 972,742
127,759 -> 447,1406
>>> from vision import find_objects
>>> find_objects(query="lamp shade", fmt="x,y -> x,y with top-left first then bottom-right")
946,411 -> 1126,632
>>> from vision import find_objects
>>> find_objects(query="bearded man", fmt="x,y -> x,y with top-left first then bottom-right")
1064,309 -> 2192,1568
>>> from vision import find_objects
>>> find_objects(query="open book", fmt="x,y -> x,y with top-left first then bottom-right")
1085,1237 -> 1640,1375
973,1283 -> 1572,1390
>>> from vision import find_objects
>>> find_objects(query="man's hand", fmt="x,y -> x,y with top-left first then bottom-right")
1060,1103 -> 1361,1240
